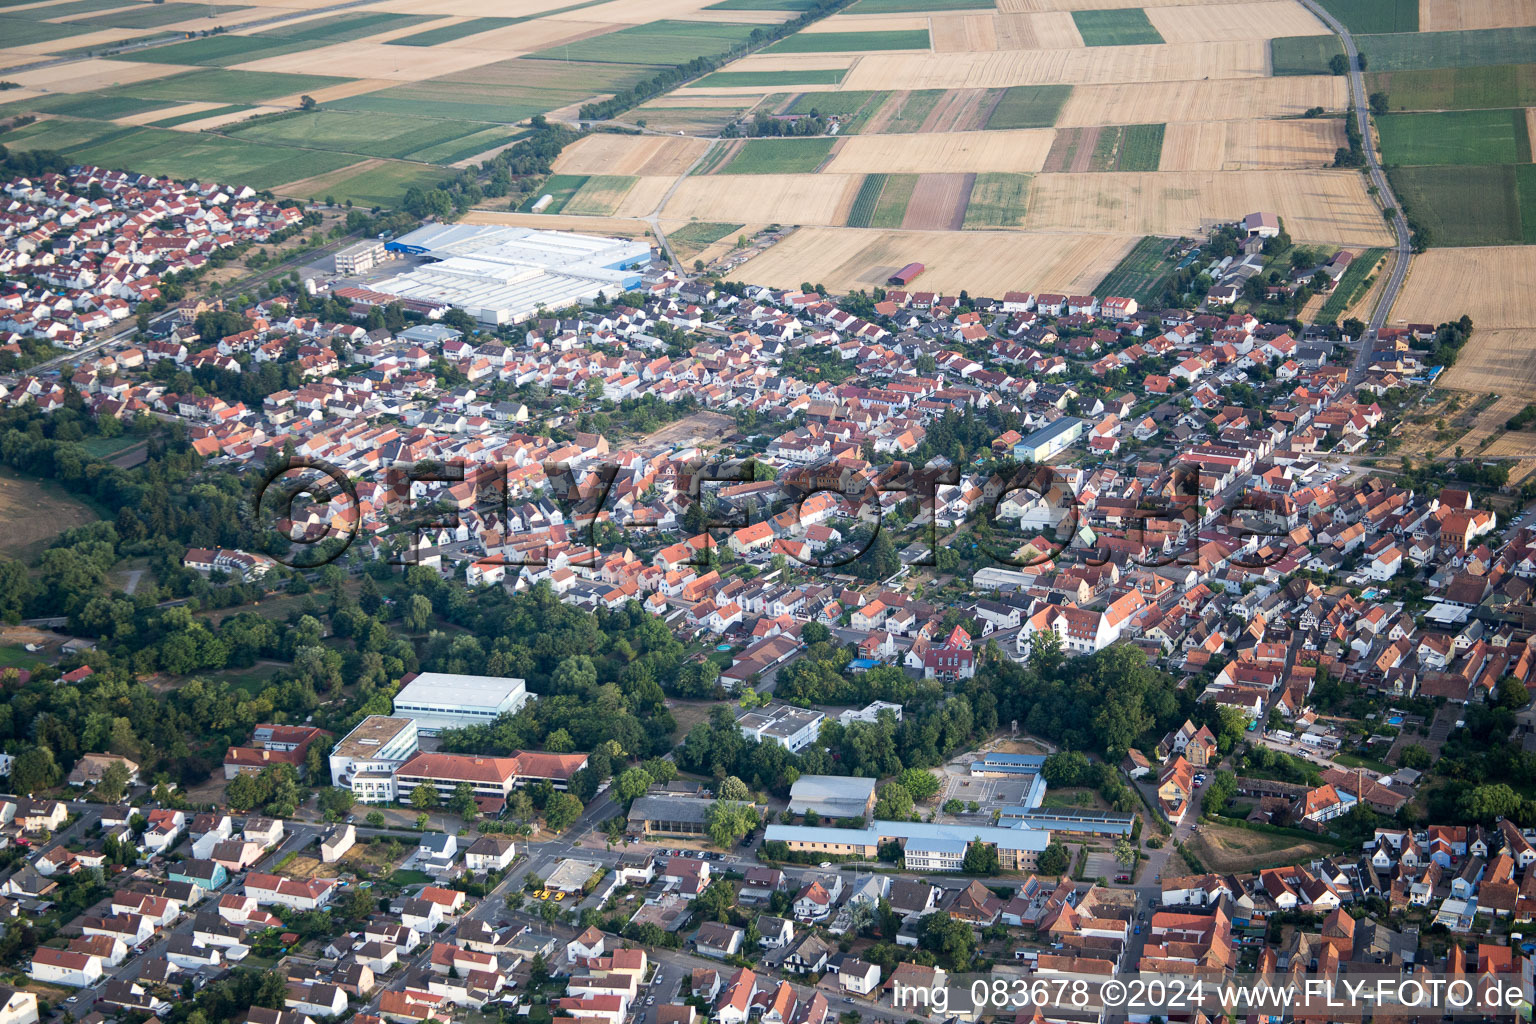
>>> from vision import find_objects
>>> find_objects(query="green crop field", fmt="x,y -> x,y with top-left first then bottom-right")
1316,247 -> 1385,321
71,2 -> 247,30
718,137 -> 837,174
122,70 -> 355,104
1368,65 -> 1536,111
17,93 -> 177,121
0,17 -> 89,46
562,175 -> 638,216
876,89 -> 944,133
1091,123 -> 1164,171
1316,0 -> 1416,33
1354,27 -> 1536,72
848,0 -> 994,10
1093,235 -> 1176,304
869,173 -> 917,227
110,34 -> 312,66
707,0 -> 818,7
846,173 -> 888,228
786,91 -> 879,117
0,117 -> 134,152
226,110 -> 494,161
518,174 -> 589,213
3,0 -> 122,17
962,172 -> 1030,228
330,61 -> 654,124
258,11 -> 431,42
1377,109 -> 1532,166
148,105 -> 254,129
286,161 -> 449,208
404,126 -> 525,165
986,84 -> 1072,130
1071,9 -> 1164,46
388,17 -> 519,46
1270,35 -> 1345,76
525,20 -> 765,64
68,127 -> 357,189
667,221 -> 745,259
1519,165 -> 1536,244
765,29 -> 931,53
1390,164 -> 1525,246
697,69 -> 846,87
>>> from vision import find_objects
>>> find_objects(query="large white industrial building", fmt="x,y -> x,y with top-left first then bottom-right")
391,671 -> 532,734
373,224 -> 651,325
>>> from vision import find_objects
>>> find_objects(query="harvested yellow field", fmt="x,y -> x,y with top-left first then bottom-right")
1057,76 -> 1345,126
554,134 -> 710,177
114,100 -> 219,126
12,27 -> 140,54
1145,1 -> 1327,41
462,209 -> 652,237
840,40 -> 1267,90
996,11 -> 1084,48
1528,108 -> 1536,152
422,18 -> 638,54
233,41 -> 505,81
563,176 -> 639,217
611,176 -> 676,218
8,59 -> 191,92
1393,246 -> 1536,329
1419,0 -> 1536,31
932,13 -> 1000,51
663,173 -> 860,227
1159,118 -> 1344,170
363,15 -> 463,43
174,105 -> 283,131
267,78 -> 398,107
1024,170 -> 1393,245
730,227 -> 1135,295
822,129 -> 1054,173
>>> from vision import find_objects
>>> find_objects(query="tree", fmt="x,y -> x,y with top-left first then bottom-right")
1496,677 -> 1530,710
1369,91 -> 1389,115
1114,839 -> 1137,870
410,782 -> 438,810
874,782 -> 913,821
717,775 -> 751,801
1038,840 -> 1070,875
366,810 -> 386,828
544,792 -> 582,833
11,746 -> 59,796
962,840 -> 999,875
1398,744 -> 1431,770
706,800 -> 759,849
855,530 -> 900,581
403,594 -> 433,632
898,768 -> 941,802
448,782 -> 479,822
1329,53 -> 1349,76
95,760 -> 133,803
614,767 -> 653,802
415,812 -> 430,830
318,788 -> 354,821
300,94 -> 317,110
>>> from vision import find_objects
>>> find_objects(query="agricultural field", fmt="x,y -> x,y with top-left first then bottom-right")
68,125 -> 357,189
524,20 -> 767,65
986,84 -> 1072,129
1158,118 -> 1344,171
223,109 -> 495,161
1071,8 -> 1165,46
666,221 -> 746,260
1143,0 -> 1329,42
1419,0 -> 1536,32
824,129 -> 1054,174
708,0 -> 819,7
696,68 -> 847,86
961,172 -> 1031,228
327,60 -> 657,124
1269,34 -> 1343,76
765,29 -> 931,52
716,136 -> 838,174
387,17 -> 519,47
1376,108 -> 1533,166
279,159 -> 450,208
1058,78 -> 1346,125
1091,234 -> 1176,304
665,172 -> 859,225
1315,0 -> 1417,33
1316,247 -> 1386,321
1367,64 -> 1536,111
865,173 -> 919,227
901,172 -> 974,230
0,117 -> 136,153
1084,122 -> 1165,171
148,104 -> 255,129
1276,27 -> 1536,75
517,174 -> 590,214
1395,245 -> 1536,334
122,69 -> 355,105
846,173 -> 889,228
848,0 -> 994,10
863,89 -> 946,132
1520,165 -> 1536,244
563,175 -> 641,216
1389,164 -> 1527,246
554,134 -> 710,177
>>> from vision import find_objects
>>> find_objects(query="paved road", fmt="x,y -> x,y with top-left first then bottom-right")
1297,0 -> 1412,384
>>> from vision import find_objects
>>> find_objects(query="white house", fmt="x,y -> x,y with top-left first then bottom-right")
30,948 -> 102,987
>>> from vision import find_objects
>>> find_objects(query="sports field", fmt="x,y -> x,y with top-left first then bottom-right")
1376,108 -> 1533,166
1092,234 -> 1175,304
716,137 -> 838,174
1366,64 -> 1536,111
1071,8 -> 1165,46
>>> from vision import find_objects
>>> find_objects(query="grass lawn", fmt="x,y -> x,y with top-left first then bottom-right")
77,435 -> 145,459
388,17 -> 519,46
1519,164 -> 1536,244
123,69 -> 354,104
848,0 -> 993,10
1317,0 -> 1416,33
1354,26 -> 1536,72
962,171 -> 1030,228
1071,8 -> 1164,46
1093,235 -> 1176,304
1316,247 -> 1385,321
0,646 -> 45,674
211,663 -> 286,696
1377,109 -> 1532,165
765,29 -> 930,53
1390,163 -> 1525,246
697,68 -> 846,87
986,84 -> 1071,130
718,136 -> 837,173
387,867 -> 431,886
518,174 -> 590,212
1270,35 -> 1344,76
524,20 -> 766,64
1368,64 -> 1536,111
226,110 -> 494,160
1332,751 -> 1394,774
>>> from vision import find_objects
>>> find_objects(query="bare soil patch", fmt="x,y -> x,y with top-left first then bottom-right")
902,171 -> 974,229
1189,822 -> 1331,873
919,87 -> 1000,132
1043,125 -> 1102,171
0,467 -> 100,563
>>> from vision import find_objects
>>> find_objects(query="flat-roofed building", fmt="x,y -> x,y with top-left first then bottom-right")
787,776 -> 877,820
736,704 -> 825,753
764,820 -> 1051,872
394,749 -> 588,814
334,239 -> 389,275
392,672 -> 531,735
329,716 -> 419,804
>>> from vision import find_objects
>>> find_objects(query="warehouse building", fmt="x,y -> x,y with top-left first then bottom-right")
787,775 -> 877,820
1012,418 -> 1086,462
764,820 -> 1051,871
392,672 -> 531,735
373,224 -> 651,325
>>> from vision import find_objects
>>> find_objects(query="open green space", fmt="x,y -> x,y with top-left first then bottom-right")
868,172 -> 916,227
1368,64 -> 1536,111
331,59 -> 657,124
68,126 -> 356,190
1355,27 -> 1536,72
785,90 -> 878,117
962,172 -> 1029,228
1390,163 -> 1525,246
666,221 -> 744,258
985,84 -> 1071,129
517,174 -> 589,213
148,104 -> 254,129
697,68 -> 846,87
718,136 -> 837,173
876,88 -> 944,132
404,126 -> 525,165
1092,123 -> 1164,171
524,20 -> 766,64
1316,0 -> 1416,33
71,2 -> 248,29
1316,247 -> 1385,321
846,173 -> 887,227
122,69 -> 354,104
3,0 -> 124,17
1093,235 -> 1175,304
1071,8 -> 1163,46
283,160 -> 449,208
848,0 -> 993,10
0,116 -> 135,152
6,92 -> 176,121
388,17 -> 519,46
224,109 -> 494,161
1376,108 -> 1532,166
109,33 -> 312,66
257,10 -> 432,42
388,869 -> 432,886
0,16 -> 89,46
765,29 -> 931,53
1270,35 -> 1345,76
0,646 -> 45,675
1519,165 -> 1536,244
